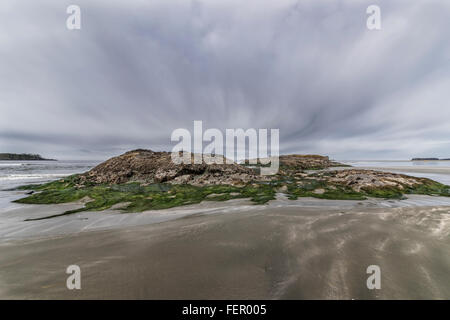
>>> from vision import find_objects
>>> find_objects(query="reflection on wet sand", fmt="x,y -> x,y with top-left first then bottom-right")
0,200 -> 449,299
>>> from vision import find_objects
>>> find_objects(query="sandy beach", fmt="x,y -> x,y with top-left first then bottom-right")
1,195 -> 450,299
1,162 -> 450,299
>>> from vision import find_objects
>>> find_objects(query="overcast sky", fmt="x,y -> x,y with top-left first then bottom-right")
1,0 -> 449,160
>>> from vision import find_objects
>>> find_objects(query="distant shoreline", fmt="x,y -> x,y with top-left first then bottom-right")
0,153 -> 56,161
412,158 -> 450,161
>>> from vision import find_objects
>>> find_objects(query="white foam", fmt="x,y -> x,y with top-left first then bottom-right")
0,173 -> 69,181
0,163 -> 23,167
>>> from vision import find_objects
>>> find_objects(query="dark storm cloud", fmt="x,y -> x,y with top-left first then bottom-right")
1,0 -> 449,160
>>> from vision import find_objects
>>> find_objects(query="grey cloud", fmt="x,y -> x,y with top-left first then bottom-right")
0,0 -> 449,160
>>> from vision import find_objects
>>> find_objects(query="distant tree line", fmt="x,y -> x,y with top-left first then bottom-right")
0,153 -> 54,160
412,158 -> 450,161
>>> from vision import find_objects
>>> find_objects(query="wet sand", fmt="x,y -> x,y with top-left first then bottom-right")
3,193 -> 450,240
1,203 -> 450,299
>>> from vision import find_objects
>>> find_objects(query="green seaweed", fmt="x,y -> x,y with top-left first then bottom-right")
404,179 -> 450,196
361,186 -> 405,199
15,178 -> 278,220
286,181 -> 366,200
13,171 -> 450,221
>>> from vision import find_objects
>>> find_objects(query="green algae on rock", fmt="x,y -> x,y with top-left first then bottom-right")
14,150 -> 450,219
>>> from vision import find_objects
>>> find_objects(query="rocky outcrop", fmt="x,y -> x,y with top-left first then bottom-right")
79,149 -> 261,186
77,150 -> 441,195
275,155 -> 346,177
245,154 -> 346,173
279,154 -> 344,169
320,169 -> 425,192
17,150 -> 450,216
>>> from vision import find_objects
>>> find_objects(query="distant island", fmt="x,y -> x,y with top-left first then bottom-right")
0,153 -> 55,161
412,158 -> 439,161
412,158 -> 450,161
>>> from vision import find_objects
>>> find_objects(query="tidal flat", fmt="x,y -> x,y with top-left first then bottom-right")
1,202 -> 450,299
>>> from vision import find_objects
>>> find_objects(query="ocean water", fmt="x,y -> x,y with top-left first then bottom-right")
0,160 -> 100,210
342,160 -> 450,168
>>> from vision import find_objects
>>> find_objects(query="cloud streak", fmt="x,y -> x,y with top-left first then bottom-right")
1,0 -> 449,160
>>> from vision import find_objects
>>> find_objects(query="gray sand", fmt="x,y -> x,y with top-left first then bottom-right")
3,165 -> 450,299
1,203 -> 449,299
3,193 -> 450,240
